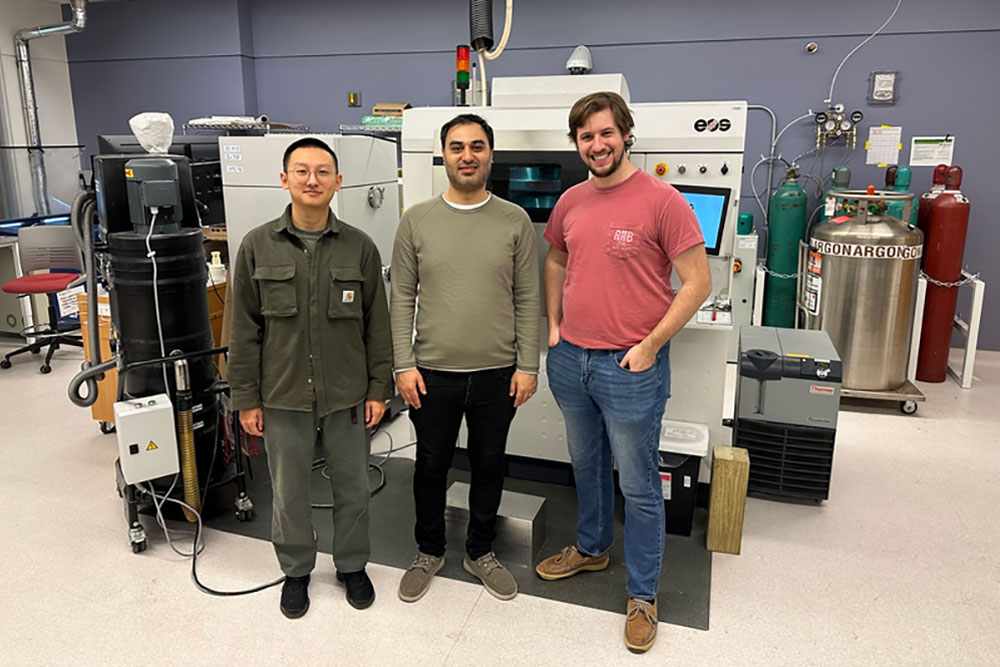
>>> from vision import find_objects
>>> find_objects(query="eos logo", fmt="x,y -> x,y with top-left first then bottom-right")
694,118 -> 731,132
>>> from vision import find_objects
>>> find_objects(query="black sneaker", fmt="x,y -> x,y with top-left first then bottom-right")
280,574 -> 310,619
336,569 -> 375,609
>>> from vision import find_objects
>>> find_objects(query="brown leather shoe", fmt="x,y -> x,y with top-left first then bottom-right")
624,598 -> 658,653
535,545 -> 609,581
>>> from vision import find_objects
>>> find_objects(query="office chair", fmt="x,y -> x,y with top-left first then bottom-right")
1,225 -> 85,374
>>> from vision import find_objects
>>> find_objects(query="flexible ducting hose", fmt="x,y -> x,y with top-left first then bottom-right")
469,0 -> 512,106
469,0 -> 494,52
174,359 -> 201,523
68,358 -> 116,407
67,190 -> 107,408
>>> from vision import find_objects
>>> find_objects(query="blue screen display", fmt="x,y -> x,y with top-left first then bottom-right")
675,187 -> 729,254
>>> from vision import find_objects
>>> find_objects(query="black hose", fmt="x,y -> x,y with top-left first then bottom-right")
69,190 -> 87,250
118,347 -> 228,379
469,0 -> 494,51
67,358 -> 116,407
67,191 -> 102,407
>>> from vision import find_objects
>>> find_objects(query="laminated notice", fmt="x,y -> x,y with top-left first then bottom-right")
805,274 -> 822,315
56,285 -> 85,317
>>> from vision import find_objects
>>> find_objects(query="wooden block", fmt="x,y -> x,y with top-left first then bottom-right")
206,281 -> 227,347
371,102 -> 411,116
707,445 -> 750,555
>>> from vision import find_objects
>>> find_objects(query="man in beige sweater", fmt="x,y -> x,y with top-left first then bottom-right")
390,114 -> 539,603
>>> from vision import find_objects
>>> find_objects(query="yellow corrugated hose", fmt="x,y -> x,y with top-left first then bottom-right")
176,406 -> 200,523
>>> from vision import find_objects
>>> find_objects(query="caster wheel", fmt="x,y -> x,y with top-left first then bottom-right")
0,360 -> 10,369
900,401 -> 917,415
30,347 -> 40,355
39,364 -> 51,374
99,421 -> 116,435
131,540 -> 147,554
236,509 -> 254,522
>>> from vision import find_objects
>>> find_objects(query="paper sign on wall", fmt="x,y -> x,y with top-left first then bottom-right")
866,125 -> 902,166
910,136 -> 955,167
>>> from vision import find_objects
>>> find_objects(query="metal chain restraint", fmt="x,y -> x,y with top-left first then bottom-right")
920,271 -> 980,288
762,266 -> 980,286
762,266 -> 800,280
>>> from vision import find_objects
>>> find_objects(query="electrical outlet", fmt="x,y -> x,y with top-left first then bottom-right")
348,92 -> 362,107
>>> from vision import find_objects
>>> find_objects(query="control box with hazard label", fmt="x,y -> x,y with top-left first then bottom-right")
113,394 -> 180,485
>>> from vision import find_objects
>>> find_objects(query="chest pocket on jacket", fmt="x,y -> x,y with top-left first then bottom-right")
253,264 -> 297,317
329,267 -> 364,319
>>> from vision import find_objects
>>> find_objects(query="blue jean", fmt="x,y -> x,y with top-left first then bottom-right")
546,339 -> 670,601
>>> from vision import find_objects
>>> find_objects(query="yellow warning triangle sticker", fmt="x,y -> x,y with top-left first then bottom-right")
146,441 -> 158,451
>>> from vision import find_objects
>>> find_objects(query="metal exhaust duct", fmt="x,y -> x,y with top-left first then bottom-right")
14,0 -> 87,216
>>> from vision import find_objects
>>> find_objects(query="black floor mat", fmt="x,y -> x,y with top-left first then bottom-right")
205,450 -> 712,630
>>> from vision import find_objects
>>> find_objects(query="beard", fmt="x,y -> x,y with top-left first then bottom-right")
587,146 -> 626,178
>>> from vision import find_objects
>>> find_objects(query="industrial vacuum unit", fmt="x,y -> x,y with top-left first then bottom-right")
70,143 -> 254,553
800,187 -> 925,414
735,326 -> 841,502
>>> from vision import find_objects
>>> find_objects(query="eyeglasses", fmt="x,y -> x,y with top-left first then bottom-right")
288,167 -> 337,182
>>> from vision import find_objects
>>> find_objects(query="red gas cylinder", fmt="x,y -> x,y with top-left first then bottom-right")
917,163 -> 949,242
916,165 -> 971,382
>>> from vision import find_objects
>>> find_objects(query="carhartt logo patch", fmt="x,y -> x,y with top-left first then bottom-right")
342,290 -> 355,303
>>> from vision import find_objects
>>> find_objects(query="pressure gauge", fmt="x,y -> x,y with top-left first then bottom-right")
824,119 -> 836,131
850,110 -> 864,123
840,120 -> 852,131
815,112 -> 828,125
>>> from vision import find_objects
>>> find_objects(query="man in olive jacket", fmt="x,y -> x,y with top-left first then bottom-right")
228,137 -> 393,618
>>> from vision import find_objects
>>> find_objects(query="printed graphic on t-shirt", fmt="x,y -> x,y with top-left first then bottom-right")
605,225 -> 640,259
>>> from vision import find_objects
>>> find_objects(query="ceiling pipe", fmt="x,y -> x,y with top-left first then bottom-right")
14,0 -> 88,216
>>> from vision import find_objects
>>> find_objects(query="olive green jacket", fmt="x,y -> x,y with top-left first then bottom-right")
228,205 -> 393,415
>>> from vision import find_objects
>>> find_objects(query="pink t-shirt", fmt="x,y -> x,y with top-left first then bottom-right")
544,169 -> 704,349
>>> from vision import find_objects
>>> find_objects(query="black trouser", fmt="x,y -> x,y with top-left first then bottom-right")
409,365 -> 517,560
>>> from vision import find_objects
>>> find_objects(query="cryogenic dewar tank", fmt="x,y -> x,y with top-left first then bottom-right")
800,188 -> 923,396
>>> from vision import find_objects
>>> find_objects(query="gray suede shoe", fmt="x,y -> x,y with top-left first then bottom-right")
463,551 -> 517,601
398,552 -> 444,603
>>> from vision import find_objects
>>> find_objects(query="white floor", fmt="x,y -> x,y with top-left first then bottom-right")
1,337 -> 998,666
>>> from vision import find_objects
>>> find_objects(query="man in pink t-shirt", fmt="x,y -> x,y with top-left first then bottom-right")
535,92 -> 712,653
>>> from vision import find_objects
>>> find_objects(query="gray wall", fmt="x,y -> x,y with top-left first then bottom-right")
64,0 -> 1000,349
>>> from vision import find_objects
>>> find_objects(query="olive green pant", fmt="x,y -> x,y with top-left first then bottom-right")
262,404 -> 371,577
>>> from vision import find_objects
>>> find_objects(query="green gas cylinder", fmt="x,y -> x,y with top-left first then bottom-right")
886,165 -> 918,226
737,211 -> 754,235
819,165 -> 851,221
763,168 -> 807,328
